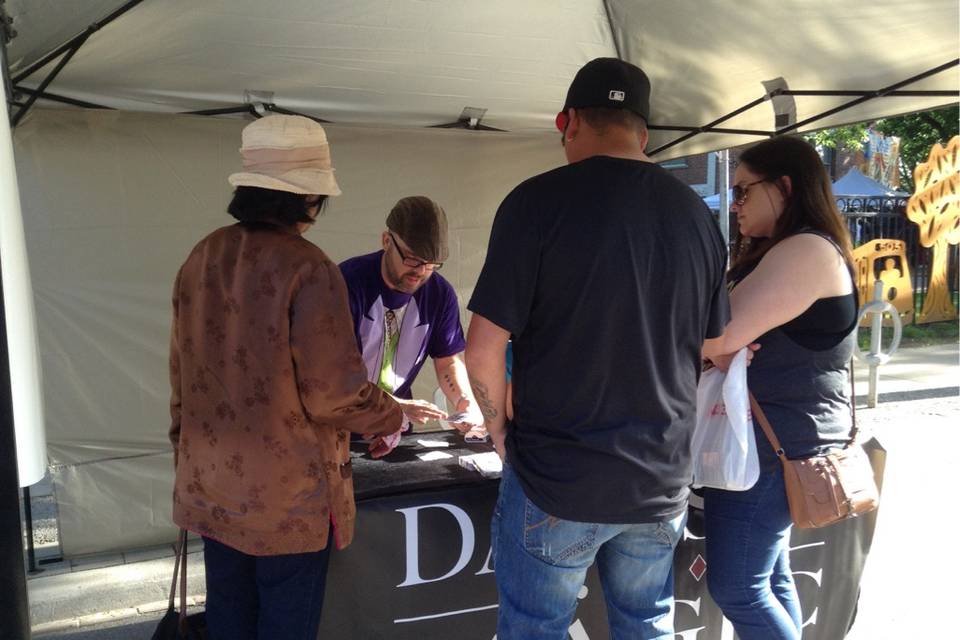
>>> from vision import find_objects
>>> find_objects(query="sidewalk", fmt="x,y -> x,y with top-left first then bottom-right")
26,342 -> 959,638
851,341 -> 958,401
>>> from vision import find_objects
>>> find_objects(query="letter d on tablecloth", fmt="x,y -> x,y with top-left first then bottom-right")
396,503 -> 475,587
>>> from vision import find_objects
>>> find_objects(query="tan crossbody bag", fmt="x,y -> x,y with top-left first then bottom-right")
749,389 -> 879,529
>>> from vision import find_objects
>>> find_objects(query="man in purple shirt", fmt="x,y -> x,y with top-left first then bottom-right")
340,196 -> 484,457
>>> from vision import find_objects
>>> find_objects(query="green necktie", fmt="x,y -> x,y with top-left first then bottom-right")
378,309 -> 400,392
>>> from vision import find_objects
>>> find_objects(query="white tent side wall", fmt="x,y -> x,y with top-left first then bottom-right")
14,107 -> 561,555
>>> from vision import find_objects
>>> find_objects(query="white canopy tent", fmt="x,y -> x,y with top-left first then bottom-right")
832,166 -> 910,197
1,1 -> 957,556
6,0 -> 960,156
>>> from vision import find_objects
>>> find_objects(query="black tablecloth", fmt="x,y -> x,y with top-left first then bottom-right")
319,433 -> 885,638
351,429 -> 497,500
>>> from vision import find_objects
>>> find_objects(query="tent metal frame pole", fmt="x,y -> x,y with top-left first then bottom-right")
10,0 -> 146,85
10,36 -> 86,127
0,20 -> 31,639
0,0 -> 14,117
262,103 -> 331,122
781,89 -> 958,98
182,106 -> 253,117
648,95 -> 770,156
183,103 -> 333,125
11,87 -> 112,111
647,125 -> 774,136
22,486 -> 39,573
648,59 -> 960,156
775,58 -> 960,136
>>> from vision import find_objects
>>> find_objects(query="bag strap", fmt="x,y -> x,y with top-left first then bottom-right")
178,529 -> 189,628
751,357 -> 860,457
749,392 -> 788,461
165,530 -> 182,613
165,529 -> 191,628
849,357 -> 860,443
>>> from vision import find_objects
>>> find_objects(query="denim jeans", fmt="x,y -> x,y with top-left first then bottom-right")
203,533 -> 332,640
491,464 -> 686,640
703,466 -> 802,640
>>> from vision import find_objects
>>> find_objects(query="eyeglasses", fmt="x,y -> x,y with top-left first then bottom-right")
389,232 -> 443,270
731,179 -> 768,206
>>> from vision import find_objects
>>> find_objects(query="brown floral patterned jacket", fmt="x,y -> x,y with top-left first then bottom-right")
169,222 -> 402,555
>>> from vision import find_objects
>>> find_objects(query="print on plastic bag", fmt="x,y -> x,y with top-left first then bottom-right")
691,348 -> 759,491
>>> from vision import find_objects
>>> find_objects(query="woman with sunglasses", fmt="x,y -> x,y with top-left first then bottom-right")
701,136 -> 857,639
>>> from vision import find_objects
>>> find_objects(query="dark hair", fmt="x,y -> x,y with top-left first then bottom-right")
578,107 -> 647,137
731,136 -> 854,274
227,187 -> 327,225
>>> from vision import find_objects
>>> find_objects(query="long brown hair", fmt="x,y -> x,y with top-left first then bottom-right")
730,136 -> 854,275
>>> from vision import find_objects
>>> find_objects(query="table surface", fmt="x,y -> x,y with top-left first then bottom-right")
351,429 -> 498,501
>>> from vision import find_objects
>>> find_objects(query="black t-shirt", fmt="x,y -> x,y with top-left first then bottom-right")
469,156 -> 730,523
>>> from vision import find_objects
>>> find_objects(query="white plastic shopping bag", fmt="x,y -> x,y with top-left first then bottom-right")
691,347 -> 759,491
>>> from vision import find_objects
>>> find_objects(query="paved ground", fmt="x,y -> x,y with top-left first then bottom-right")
843,393 -> 958,640
26,343 -> 960,639
33,607 -> 203,639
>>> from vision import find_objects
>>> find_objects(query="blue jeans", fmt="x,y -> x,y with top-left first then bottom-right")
491,464 -> 686,640
203,533 -> 332,640
703,466 -> 802,640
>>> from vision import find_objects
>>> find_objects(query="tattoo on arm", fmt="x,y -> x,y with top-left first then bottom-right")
444,372 -> 456,393
470,381 -> 498,424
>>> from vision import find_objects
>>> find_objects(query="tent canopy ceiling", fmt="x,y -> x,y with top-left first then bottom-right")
4,0 -> 959,159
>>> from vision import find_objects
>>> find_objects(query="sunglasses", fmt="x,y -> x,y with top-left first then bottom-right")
731,179 -> 768,206
555,111 -> 569,133
389,232 -> 443,271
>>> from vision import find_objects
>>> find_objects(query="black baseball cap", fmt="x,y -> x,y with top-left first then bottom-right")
386,196 -> 449,263
562,57 -> 651,122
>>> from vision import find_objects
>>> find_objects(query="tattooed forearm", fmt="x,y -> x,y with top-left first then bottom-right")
470,381 -> 499,424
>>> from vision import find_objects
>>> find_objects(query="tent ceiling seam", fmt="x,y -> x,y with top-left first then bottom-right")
601,0 -> 623,60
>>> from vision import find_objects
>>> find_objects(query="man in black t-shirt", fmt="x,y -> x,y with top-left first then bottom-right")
465,58 -> 729,639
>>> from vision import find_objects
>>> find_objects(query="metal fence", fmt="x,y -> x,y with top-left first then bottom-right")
837,195 -> 959,323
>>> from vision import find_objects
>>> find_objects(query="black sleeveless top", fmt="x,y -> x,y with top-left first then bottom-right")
729,231 -> 858,470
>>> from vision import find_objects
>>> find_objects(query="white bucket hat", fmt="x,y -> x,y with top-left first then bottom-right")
228,115 -> 342,196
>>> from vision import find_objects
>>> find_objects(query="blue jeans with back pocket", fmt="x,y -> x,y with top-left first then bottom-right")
703,466 -> 803,640
491,464 -> 685,640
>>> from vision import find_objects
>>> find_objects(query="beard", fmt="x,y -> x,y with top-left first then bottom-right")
385,261 -> 428,293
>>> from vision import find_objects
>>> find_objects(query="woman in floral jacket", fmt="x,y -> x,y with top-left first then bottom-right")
169,115 -> 402,639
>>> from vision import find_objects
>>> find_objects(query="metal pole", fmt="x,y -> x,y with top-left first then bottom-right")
718,149 -> 730,260
0,17 -> 32,637
22,486 -> 40,573
855,280 -> 902,409
868,281 -> 883,408
11,0 -> 147,85
0,286 -> 29,635
11,35 -> 87,127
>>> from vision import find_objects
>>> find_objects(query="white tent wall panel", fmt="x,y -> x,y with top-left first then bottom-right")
13,107 -> 560,555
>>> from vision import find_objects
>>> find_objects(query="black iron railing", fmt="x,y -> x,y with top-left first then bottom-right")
839,197 -> 959,322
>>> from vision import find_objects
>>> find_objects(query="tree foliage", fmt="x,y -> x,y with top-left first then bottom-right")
805,105 -> 959,192
807,123 -> 869,153
875,106 -> 959,192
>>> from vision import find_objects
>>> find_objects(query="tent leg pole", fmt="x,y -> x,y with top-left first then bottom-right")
22,487 -> 40,574
0,26 -> 32,640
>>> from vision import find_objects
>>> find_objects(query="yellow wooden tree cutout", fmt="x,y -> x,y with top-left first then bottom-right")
906,135 -> 960,323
